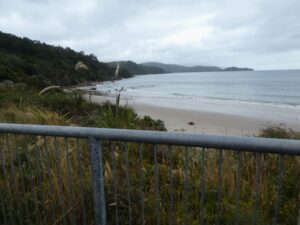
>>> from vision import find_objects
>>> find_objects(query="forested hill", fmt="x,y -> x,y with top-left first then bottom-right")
0,31 -> 128,87
107,61 -> 165,75
142,62 -> 222,73
142,62 -> 254,73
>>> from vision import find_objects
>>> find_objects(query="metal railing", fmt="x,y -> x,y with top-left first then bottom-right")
0,123 -> 300,225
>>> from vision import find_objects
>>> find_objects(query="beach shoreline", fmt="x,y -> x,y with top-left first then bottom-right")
86,93 -> 300,135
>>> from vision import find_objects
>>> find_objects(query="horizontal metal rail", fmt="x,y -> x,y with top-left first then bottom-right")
0,123 -> 300,155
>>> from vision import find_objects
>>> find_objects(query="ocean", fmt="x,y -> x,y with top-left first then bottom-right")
96,70 -> 300,124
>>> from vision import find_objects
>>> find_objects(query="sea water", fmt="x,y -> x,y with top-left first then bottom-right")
96,70 -> 300,124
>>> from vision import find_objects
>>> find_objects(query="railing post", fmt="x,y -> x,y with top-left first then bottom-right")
88,137 -> 106,225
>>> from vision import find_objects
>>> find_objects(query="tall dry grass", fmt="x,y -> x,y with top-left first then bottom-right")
1,134 -> 299,225
0,89 -> 299,224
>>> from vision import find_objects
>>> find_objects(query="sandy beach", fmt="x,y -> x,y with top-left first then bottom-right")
85,93 -> 300,135
132,103 -> 275,135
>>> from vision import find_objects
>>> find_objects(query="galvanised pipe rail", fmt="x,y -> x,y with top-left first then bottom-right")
0,123 -> 300,155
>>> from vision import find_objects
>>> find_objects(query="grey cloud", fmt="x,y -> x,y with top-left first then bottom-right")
0,0 -> 299,69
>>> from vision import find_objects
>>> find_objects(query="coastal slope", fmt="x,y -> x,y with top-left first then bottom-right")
142,62 -> 254,73
0,31 -> 127,87
107,61 -> 165,75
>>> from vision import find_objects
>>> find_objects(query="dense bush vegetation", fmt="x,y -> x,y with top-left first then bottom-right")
0,31 -> 132,87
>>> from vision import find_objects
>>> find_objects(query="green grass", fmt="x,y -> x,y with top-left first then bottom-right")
0,88 -> 166,130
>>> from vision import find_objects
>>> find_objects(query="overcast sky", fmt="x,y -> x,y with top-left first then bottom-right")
0,0 -> 299,70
